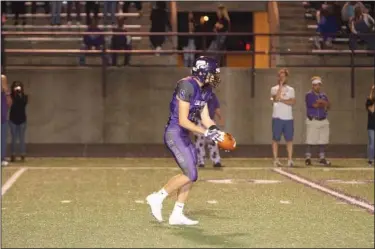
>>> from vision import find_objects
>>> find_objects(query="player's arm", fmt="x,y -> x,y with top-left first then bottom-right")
201,104 -> 216,129
178,98 -> 206,135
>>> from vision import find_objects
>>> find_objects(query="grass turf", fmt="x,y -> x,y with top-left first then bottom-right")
1,158 -> 374,248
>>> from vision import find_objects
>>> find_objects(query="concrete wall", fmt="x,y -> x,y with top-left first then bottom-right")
176,1 -> 267,12
5,67 -> 374,144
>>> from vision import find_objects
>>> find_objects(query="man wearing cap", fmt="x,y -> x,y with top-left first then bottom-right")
304,76 -> 331,166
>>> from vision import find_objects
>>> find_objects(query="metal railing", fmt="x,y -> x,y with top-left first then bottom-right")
2,31 -> 375,98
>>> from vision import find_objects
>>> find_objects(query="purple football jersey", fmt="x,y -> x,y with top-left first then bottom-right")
166,76 -> 212,132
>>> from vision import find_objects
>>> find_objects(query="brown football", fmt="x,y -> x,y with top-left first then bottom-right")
218,133 -> 236,151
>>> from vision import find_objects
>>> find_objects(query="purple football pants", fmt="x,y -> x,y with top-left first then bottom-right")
164,125 -> 198,182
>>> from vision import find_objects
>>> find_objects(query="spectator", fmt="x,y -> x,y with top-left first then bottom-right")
149,1 -> 171,54
349,6 -> 375,50
342,1 -> 368,25
195,91 -> 224,168
122,1 -> 142,17
85,1 -> 99,26
111,18 -> 131,66
270,68 -> 296,167
208,5 -> 230,52
50,1 -> 62,26
11,1 -> 26,26
9,81 -> 28,163
79,19 -> 106,65
67,1 -> 81,25
366,85 -> 375,167
1,74 -> 12,166
313,2 -> 341,49
304,76 -> 331,166
1,13 -> 5,72
103,1 -> 117,26
182,11 -> 197,67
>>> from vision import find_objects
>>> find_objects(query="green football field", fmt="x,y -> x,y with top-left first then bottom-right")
1,158 -> 374,248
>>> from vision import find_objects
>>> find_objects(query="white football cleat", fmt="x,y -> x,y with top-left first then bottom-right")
169,213 -> 199,226
146,193 -> 163,222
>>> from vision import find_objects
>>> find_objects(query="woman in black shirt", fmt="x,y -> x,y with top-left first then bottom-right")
9,81 -> 28,162
366,85 -> 375,167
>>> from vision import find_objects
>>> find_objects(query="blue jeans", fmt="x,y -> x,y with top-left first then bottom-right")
1,122 -> 7,161
51,1 -> 62,25
368,129 -> 374,161
183,39 -> 196,67
9,121 -> 26,156
103,1 -> 117,25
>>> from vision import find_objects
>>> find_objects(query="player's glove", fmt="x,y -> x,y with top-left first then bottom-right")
204,125 -> 224,143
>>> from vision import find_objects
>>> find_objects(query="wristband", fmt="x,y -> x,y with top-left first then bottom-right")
208,125 -> 219,131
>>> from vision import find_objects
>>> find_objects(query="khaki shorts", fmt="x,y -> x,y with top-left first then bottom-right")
305,118 -> 330,145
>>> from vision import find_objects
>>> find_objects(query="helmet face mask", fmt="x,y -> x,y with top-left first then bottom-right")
192,56 -> 221,88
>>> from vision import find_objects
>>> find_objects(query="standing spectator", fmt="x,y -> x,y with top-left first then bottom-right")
349,6 -> 375,50
67,1 -> 81,25
11,1 -> 26,26
182,12 -> 197,67
103,1 -> 117,26
9,81 -> 28,163
208,5 -> 230,52
85,1 -> 99,26
304,76 -> 331,166
79,19 -> 105,65
1,13 -> 6,72
50,1 -> 62,26
270,68 -> 296,167
313,3 -> 340,49
149,1 -> 171,54
195,91 -> 224,168
111,18 -> 131,66
1,74 -> 12,166
122,1 -> 142,16
366,85 -> 375,167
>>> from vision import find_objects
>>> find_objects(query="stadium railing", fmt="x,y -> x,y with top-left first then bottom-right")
2,31 -> 375,98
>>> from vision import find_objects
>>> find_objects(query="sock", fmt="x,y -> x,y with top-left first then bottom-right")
172,201 -> 184,215
306,145 -> 312,159
157,188 -> 168,200
319,145 -> 325,159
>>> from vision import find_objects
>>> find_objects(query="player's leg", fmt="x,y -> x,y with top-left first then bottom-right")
195,132 -> 206,167
169,143 -> 199,225
207,139 -> 222,167
272,118 -> 282,166
146,129 -> 197,222
283,119 -> 294,166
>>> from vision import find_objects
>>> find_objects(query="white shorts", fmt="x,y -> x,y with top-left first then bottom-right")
305,118 -> 330,145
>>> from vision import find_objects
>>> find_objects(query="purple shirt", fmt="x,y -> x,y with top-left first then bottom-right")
207,92 -> 220,120
1,91 -> 8,124
167,76 -> 212,133
305,91 -> 329,119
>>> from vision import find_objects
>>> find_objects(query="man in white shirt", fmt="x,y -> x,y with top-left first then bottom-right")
270,68 -> 296,167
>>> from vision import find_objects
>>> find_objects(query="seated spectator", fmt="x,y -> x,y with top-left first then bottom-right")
342,1 -> 368,25
349,6 -> 375,50
111,18 -> 131,66
149,2 -> 171,55
79,19 -> 106,65
313,3 -> 341,49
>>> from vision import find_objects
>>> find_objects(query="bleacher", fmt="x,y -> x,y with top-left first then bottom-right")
2,1 -> 177,66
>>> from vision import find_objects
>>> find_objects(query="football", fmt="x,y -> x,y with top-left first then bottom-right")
218,133 -> 236,151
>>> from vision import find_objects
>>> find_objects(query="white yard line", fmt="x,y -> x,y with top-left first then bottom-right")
273,168 -> 374,213
1,168 -> 28,196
